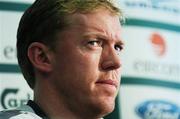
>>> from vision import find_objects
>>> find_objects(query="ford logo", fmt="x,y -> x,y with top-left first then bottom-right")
136,100 -> 180,119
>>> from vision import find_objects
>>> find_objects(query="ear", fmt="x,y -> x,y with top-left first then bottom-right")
28,42 -> 53,73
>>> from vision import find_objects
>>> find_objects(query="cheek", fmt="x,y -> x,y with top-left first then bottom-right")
53,50 -> 101,84
52,53 -> 101,97
78,52 -> 101,72
73,53 -> 100,79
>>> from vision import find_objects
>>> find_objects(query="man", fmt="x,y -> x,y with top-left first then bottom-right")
0,0 -> 124,119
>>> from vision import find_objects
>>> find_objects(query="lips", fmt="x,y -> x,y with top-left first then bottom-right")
96,79 -> 118,88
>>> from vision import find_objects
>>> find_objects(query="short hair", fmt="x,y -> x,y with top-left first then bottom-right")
17,0 -> 123,89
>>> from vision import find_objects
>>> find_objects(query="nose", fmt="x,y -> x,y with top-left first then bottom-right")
100,46 -> 121,71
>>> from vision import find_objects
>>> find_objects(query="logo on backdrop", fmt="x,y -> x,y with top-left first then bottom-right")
150,33 -> 166,57
149,0 -> 178,6
133,32 -> 180,78
0,88 -> 31,109
123,0 -> 180,14
136,100 -> 180,119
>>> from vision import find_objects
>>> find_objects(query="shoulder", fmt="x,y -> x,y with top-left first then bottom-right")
0,105 -> 42,119
0,109 -> 21,119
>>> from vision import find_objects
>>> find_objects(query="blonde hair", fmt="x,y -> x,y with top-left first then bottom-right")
55,0 -> 121,14
17,0 -> 123,89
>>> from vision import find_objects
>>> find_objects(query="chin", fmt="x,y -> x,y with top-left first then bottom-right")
92,97 -> 116,117
102,101 -> 115,115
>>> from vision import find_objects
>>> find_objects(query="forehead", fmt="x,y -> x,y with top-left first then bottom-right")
66,8 -> 122,39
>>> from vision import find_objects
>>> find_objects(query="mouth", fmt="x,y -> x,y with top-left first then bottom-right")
95,79 -> 118,88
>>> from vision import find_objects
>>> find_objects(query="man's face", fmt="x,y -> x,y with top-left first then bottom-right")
50,8 -> 123,117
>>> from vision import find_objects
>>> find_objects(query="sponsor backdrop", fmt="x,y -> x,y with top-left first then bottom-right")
119,0 -> 180,119
0,0 -> 34,111
0,0 -> 180,119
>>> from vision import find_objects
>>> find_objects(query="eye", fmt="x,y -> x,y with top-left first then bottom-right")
114,44 -> 123,52
87,40 -> 102,47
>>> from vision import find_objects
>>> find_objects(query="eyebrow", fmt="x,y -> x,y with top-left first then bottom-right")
83,32 -> 124,45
